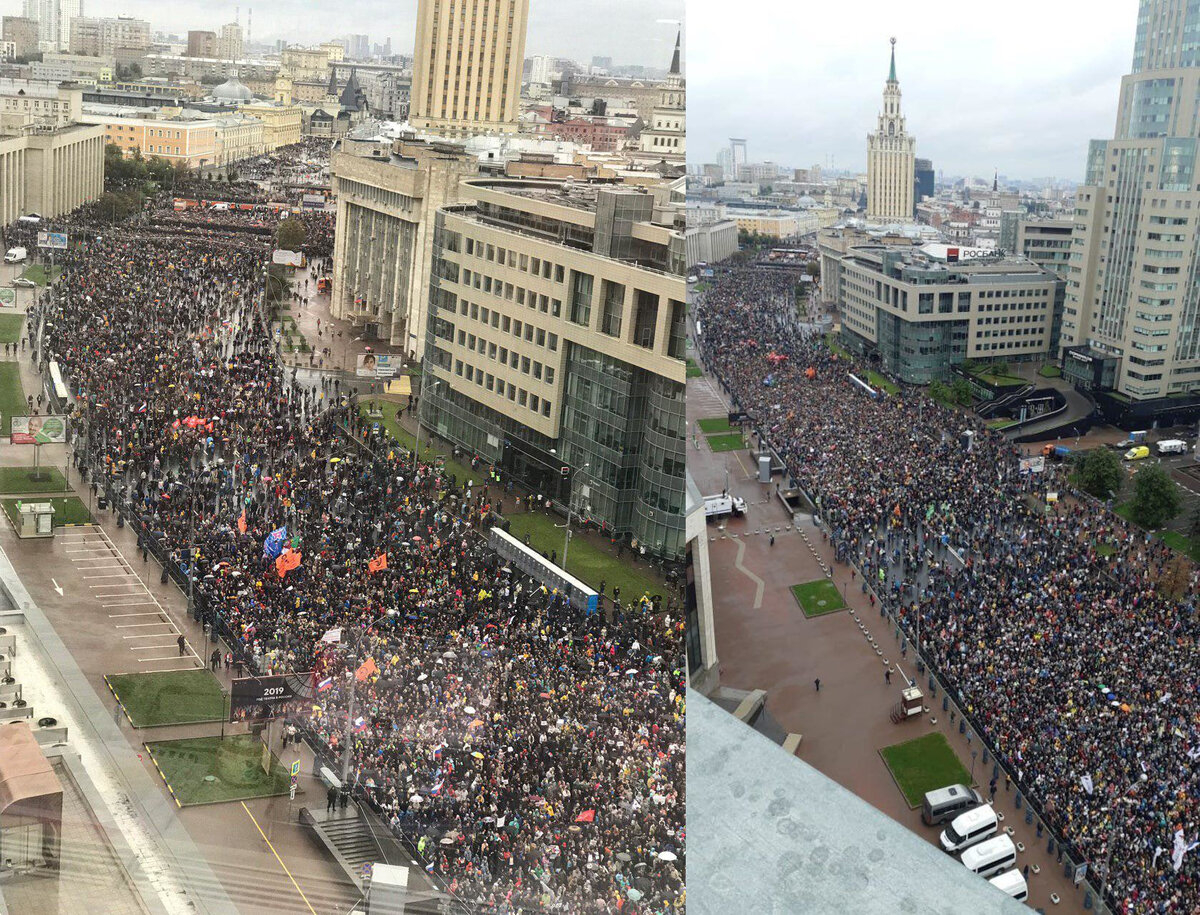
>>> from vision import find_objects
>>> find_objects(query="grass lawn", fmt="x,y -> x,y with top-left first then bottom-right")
1038,364 -> 1063,378
0,313 -> 23,344
144,735 -> 290,806
824,333 -> 851,359
866,371 -> 900,396
790,579 -> 846,618
880,733 -> 973,808
0,362 -> 26,435
987,418 -> 1018,430
106,670 -> 227,727
1,496 -> 90,527
0,466 -> 68,493
686,359 -> 703,378
20,264 -> 62,287
502,510 -> 663,601
358,397 -> 474,484
706,432 -> 746,452
976,373 -> 1028,388
697,417 -> 732,434
1096,543 -> 1117,558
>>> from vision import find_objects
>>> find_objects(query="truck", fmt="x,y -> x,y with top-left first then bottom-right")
1157,439 -> 1188,455
1113,430 -> 1148,450
704,493 -> 747,521
4,247 -> 26,264
1041,444 -> 1072,460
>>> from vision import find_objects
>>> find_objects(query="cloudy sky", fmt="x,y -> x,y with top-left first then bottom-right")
689,0 -> 1137,182
81,0 -> 683,67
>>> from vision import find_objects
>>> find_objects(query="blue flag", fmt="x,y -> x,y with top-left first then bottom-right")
263,526 -> 287,559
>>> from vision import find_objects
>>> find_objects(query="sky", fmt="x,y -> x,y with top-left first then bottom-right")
78,0 -> 684,67
689,0 -> 1138,182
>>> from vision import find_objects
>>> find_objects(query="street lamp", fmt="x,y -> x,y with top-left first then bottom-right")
560,463 -> 590,571
412,378 -> 439,471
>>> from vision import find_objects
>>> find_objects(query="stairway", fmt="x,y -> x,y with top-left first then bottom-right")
300,807 -> 383,890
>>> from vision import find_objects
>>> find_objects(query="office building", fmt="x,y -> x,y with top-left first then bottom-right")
914,157 -> 934,205
410,0 -> 529,137
1016,216 -> 1073,279
187,30 -> 216,58
686,218 -> 738,268
866,38 -> 916,223
69,16 -> 149,57
3,17 -> 39,59
1061,0 -> 1200,422
217,22 -> 243,62
420,178 -> 686,558
240,101 -> 301,148
825,241 -> 1063,384
329,138 -> 478,356
0,117 -> 104,222
345,34 -> 369,60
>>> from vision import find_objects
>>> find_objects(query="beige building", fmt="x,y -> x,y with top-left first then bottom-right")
213,114 -> 265,166
0,79 -> 82,128
0,117 -> 103,222
280,46 -> 341,82
35,52 -> 114,82
410,0 -> 529,137
217,22 -> 243,62
330,138 -> 478,356
69,16 -> 150,57
186,30 -> 216,59
83,111 -> 217,169
3,17 -> 38,59
240,102 -> 301,149
866,39 -> 916,224
420,177 -> 686,557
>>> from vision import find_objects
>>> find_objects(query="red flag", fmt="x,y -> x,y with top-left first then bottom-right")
574,809 -> 595,823
367,554 -> 388,574
275,549 -> 302,577
355,657 -> 378,681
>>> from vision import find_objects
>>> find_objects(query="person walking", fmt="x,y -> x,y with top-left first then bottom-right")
327,785 -> 338,814
210,649 -> 220,672
814,678 -> 821,692
177,634 -> 186,656
884,668 -> 891,684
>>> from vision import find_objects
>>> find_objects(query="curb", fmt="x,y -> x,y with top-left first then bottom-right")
142,742 -> 182,809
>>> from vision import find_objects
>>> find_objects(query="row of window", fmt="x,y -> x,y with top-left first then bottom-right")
464,237 -> 565,284
454,327 -> 556,384
460,267 -> 562,318
458,296 -> 561,343
453,358 -> 553,419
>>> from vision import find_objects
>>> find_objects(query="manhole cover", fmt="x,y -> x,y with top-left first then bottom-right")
817,599 -> 827,607
204,775 -> 217,782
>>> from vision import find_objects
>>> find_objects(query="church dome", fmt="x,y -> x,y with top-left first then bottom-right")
212,77 -> 253,102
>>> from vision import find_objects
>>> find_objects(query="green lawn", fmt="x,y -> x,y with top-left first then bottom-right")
880,733 -> 973,808
697,417 -> 732,434
358,397 -> 474,484
824,333 -> 852,359
1095,542 -> 1117,558
144,735 -> 290,806
706,432 -> 746,452
1038,364 -> 1063,378
1,496 -> 91,527
866,371 -> 900,396
502,510 -> 663,601
987,418 -> 1019,430
106,670 -> 227,728
790,579 -> 846,618
20,264 -> 62,287
0,313 -> 23,344
0,466 -> 68,493
686,359 -> 703,378
0,362 -> 26,434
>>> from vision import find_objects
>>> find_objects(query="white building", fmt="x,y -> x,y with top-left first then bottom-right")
865,38 -> 915,224
23,0 -> 79,52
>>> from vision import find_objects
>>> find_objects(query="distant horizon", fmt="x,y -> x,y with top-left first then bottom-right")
689,0 -> 1136,183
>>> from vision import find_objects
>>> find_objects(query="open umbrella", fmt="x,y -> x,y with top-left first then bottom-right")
658,851 -> 677,862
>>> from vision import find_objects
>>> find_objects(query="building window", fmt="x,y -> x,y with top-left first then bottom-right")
569,270 -> 593,326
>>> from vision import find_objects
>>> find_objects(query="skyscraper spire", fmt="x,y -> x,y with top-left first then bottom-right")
888,36 -> 897,82
670,30 -> 681,76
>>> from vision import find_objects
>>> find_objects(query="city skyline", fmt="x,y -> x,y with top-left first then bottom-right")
72,0 -> 683,65
690,0 -> 1136,182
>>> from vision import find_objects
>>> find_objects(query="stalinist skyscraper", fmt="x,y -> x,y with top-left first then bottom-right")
866,38 -> 916,223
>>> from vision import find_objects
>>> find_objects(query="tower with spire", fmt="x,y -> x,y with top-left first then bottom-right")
866,37 -> 917,223
638,30 -> 686,161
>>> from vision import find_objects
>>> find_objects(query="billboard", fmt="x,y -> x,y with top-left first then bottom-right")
272,249 -> 305,267
356,353 -> 398,378
11,415 -> 67,444
229,672 -> 314,723
1018,456 -> 1046,474
37,231 -> 67,250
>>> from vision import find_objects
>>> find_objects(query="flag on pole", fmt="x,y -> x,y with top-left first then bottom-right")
368,554 -> 388,574
352,716 -> 367,733
320,627 -> 342,644
355,657 -> 378,681
263,526 -> 287,559
430,778 -> 444,796
574,809 -> 596,823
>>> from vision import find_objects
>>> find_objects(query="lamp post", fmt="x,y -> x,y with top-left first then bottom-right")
412,378 -> 438,471
561,463 -> 590,571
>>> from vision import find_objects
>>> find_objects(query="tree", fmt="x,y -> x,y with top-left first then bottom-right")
275,217 -> 307,252
804,262 -> 820,279
1161,554 -> 1192,600
1128,463 -> 1182,529
1074,448 -> 1123,500
1189,504 -> 1200,540
950,378 -> 972,406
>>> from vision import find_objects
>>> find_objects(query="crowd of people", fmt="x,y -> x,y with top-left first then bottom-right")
32,178 -> 683,913
696,264 -> 1200,912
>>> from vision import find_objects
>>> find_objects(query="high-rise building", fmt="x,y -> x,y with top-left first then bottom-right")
410,0 -> 529,137
638,32 -> 685,162
866,38 -> 916,223
420,179 -> 686,558
69,16 -> 149,57
914,157 -> 934,205
3,16 -> 39,59
344,34 -> 369,60
1061,0 -> 1200,421
23,0 -> 81,52
217,22 -> 243,62
186,29 -> 217,58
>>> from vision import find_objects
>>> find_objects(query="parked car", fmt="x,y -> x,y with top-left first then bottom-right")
12,278 -> 35,287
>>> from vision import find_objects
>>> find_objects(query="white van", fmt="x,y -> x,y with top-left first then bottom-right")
704,494 -> 747,520
1157,439 -> 1188,455
3,247 -> 26,264
988,869 -> 1029,901
939,804 -> 997,854
961,835 -> 1017,879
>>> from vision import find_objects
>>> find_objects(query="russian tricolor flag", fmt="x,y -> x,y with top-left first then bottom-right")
352,716 -> 367,732
317,677 -> 333,692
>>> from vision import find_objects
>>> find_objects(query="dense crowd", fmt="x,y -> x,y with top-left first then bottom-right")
35,190 -> 683,913
696,265 -> 1200,913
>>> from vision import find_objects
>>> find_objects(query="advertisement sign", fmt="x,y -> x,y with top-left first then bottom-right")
229,672 -> 313,723
356,354 -> 398,378
1073,862 -> 1088,886
11,415 -> 67,444
0,288 -> 15,308
36,231 -> 67,250
1018,456 -> 1046,474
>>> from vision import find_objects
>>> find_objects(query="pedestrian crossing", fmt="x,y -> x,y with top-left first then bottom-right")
58,524 -> 203,673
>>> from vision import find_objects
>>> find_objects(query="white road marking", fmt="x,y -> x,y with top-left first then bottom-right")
109,613 -> 162,618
